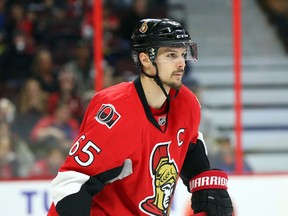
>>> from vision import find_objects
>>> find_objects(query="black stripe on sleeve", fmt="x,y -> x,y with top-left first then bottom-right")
180,140 -> 211,190
56,164 -> 124,215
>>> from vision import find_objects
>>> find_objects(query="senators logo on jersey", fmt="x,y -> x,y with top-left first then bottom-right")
140,142 -> 178,216
95,104 -> 121,129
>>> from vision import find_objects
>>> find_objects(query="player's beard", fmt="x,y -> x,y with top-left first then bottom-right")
166,81 -> 182,90
163,70 -> 184,90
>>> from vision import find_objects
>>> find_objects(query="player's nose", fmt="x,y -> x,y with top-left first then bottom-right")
177,57 -> 186,68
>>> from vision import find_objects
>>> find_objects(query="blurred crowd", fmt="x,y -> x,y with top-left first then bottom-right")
257,0 -> 288,53
0,0 -> 168,179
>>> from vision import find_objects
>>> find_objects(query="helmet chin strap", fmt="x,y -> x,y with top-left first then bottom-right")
141,62 -> 169,99
141,48 -> 170,99
151,62 -> 170,99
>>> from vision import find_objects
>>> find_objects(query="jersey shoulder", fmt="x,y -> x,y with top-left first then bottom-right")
94,82 -> 134,102
178,84 -> 201,109
89,82 -> 137,110
79,82 -> 138,133
85,82 -> 139,123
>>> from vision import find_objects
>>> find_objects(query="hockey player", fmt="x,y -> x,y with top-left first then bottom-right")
47,18 -> 233,216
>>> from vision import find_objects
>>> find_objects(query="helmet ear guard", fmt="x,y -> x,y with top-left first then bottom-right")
131,47 -> 158,72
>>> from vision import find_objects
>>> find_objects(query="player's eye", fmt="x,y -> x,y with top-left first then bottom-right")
167,53 -> 177,58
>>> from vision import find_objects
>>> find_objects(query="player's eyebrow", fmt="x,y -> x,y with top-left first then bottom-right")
160,47 -> 187,54
161,48 -> 178,53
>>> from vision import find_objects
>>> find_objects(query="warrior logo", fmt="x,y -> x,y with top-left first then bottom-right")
95,104 -> 121,129
140,142 -> 178,216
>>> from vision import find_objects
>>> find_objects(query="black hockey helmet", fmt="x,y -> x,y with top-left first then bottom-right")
131,18 -> 197,62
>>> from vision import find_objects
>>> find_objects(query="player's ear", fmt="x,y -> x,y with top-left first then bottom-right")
139,52 -> 151,69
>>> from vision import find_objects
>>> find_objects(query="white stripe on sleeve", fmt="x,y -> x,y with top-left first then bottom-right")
197,131 -> 208,156
51,171 -> 90,205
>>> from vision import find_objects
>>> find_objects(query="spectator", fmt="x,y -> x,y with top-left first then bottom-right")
31,49 -> 59,93
0,29 -> 35,90
12,78 -> 48,142
30,102 -> 79,150
118,0 -> 151,42
210,136 -> 253,174
102,4 -> 124,67
0,135 -> 18,179
4,3 -> 34,43
0,121 -> 34,178
112,0 -> 158,76
62,40 -> 94,94
39,1 -> 81,65
80,2 -> 93,41
0,97 -> 16,124
28,143 -> 66,178
257,0 -> 288,53
183,77 -> 219,154
47,69 -> 84,122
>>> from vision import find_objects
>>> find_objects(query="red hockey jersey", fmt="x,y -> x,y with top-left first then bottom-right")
48,77 -> 202,216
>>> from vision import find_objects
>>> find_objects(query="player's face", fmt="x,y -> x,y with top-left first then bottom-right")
155,47 -> 186,90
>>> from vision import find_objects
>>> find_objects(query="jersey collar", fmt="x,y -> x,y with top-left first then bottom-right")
134,77 -> 170,132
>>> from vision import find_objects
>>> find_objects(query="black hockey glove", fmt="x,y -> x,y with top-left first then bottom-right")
190,169 -> 233,216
